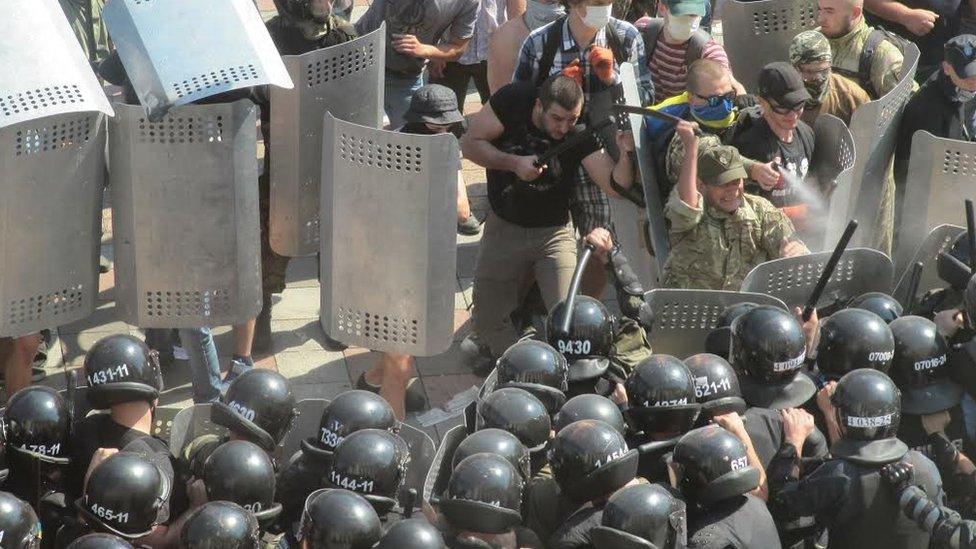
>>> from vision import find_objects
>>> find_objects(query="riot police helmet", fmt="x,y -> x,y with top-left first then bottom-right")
212,369 -> 296,451
704,302 -> 759,359
375,518 -> 446,549
889,315 -> 962,415
817,308 -> 895,381
553,394 -> 627,435
683,353 -> 746,418
83,334 -> 163,409
440,453 -> 524,534
672,425 -> 761,505
66,534 -> 133,549
3,385 -> 70,463
591,484 -> 685,549
495,340 -> 569,413
730,306 -> 815,409
0,491 -> 40,548
830,368 -> 908,464
299,489 -> 382,549
203,440 -> 281,524
313,389 -> 397,453
848,292 -> 903,324
180,501 -> 260,549
476,388 -> 551,453
624,355 -> 700,435
327,429 -> 410,513
546,296 -> 615,382
452,428 -> 530,480
549,420 -> 639,503
76,452 -> 170,539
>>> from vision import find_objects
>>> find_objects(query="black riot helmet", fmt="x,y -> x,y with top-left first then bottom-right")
546,296 -> 615,382
672,425 -> 761,505
591,484 -> 685,549
314,390 -> 397,453
327,429 -> 410,513
553,394 -> 627,435
299,489 -> 383,549
213,369 -> 296,451
477,388 -> 551,453
3,386 -> 71,463
817,308 -> 895,381
549,420 -> 639,503
375,518 -> 446,549
830,368 -> 908,464
938,232 -> 972,291
83,334 -> 163,409
704,302 -> 759,359
204,440 -> 282,525
730,306 -> 815,409
66,534 -> 134,549
848,292 -> 903,324
0,492 -> 41,549
888,315 -> 962,415
180,501 -> 260,549
77,452 -> 171,539
452,428 -> 530,480
624,355 -> 700,435
683,353 -> 746,418
440,453 -> 524,534
495,340 -> 569,413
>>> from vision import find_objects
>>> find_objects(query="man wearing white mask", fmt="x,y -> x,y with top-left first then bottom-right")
488,0 -> 566,92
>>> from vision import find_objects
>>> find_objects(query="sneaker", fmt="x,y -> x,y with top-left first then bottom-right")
321,333 -> 348,352
457,214 -> 482,236
355,372 -> 429,413
220,357 -> 254,393
172,345 -> 189,361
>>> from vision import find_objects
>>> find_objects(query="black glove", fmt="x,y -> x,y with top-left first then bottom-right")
606,247 -> 645,322
880,461 -> 914,494
734,94 -> 757,110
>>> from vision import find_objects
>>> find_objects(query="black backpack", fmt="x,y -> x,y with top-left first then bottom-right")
833,28 -> 911,99
639,17 -> 710,66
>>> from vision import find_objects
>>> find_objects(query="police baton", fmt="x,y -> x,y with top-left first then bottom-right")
904,262 -> 924,315
802,220 -> 858,321
966,200 -> 976,272
612,104 -> 704,136
560,245 -> 595,335
533,119 -> 613,168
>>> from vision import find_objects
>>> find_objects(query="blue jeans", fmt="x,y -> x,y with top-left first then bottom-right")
384,71 -> 425,129
145,327 -> 221,403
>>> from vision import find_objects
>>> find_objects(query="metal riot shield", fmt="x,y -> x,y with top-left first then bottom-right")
270,27 -> 386,257
812,114 -> 857,253
110,100 -> 262,328
273,398 -> 330,463
422,424 -> 467,507
168,403 -> 228,458
400,423 -> 437,503
0,0 -> 114,128
320,114 -> 458,356
102,0 -> 293,121
151,407 -> 179,442
721,0 -> 819,91
0,113 -> 107,336
829,43 -> 920,248
644,289 -> 788,358
621,63 -> 669,281
739,248 -> 893,310
897,131 -> 976,269
893,224 -> 965,307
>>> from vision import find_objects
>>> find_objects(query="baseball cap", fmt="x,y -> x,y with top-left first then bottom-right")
664,0 -> 707,17
945,34 -> 976,79
698,146 -> 748,186
403,84 -> 464,126
758,62 -> 812,107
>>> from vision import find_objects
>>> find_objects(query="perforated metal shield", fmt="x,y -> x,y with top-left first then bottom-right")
739,248 -> 894,310
897,131 -> 976,269
0,113 -> 107,337
109,100 -> 262,328
622,63 -> 668,281
643,289 -> 788,358
102,0 -> 293,120
0,0 -> 113,129
169,404 -> 228,458
320,114 -> 458,355
721,0 -> 819,91
828,44 -> 920,248
274,398 -> 329,463
269,27 -> 386,257
400,423 -> 437,503
812,114 -> 857,252
151,407 -> 179,442
893,224 -> 965,307
422,424 -> 466,506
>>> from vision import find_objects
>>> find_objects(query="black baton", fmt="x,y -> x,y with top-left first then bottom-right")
905,261 -> 924,315
966,200 -> 976,272
533,119 -> 613,168
612,104 -> 703,136
560,245 -> 595,335
802,220 -> 858,321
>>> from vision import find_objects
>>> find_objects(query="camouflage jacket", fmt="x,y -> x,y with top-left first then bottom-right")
663,192 -> 797,290
827,18 -> 905,98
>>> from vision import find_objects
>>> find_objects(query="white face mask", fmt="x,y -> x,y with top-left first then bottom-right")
666,14 -> 701,42
581,4 -> 612,30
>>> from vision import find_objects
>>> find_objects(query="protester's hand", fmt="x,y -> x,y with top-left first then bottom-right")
750,159 -> 781,190
674,120 -> 699,145
610,382 -> 628,406
880,461 -> 914,493
187,478 -> 208,509
934,308 -> 964,338
587,46 -> 616,84
615,130 -> 635,154
713,412 -> 749,441
781,408 -> 815,449
392,33 -> 433,58
561,59 -> 584,86
585,227 -> 615,262
795,306 -> 818,353
780,238 -> 809,258
816,381 -> 836,416
900,8 -> 938,36
921,410 -> 952,435
428,59 -> 447,78
514,155 -> 545,181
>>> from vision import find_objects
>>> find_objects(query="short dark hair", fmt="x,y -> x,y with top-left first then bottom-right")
686,59 -> 729,96
538,74 -> 584,112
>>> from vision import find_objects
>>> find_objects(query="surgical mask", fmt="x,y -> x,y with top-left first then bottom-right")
666,14 -> 700,42
524,0 -> 566,30
690,96 -> 735,123
581,4 -> 612,30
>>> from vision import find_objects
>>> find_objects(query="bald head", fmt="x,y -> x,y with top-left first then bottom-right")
687,59 -> 731,97
818,0 -> 863,38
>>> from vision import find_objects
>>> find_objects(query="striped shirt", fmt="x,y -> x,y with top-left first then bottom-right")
647,35 -> 728,100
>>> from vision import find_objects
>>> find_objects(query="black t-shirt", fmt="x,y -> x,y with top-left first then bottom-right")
486,83 -> 602,228
66,414 -> 153,504
732,112 -> 815,210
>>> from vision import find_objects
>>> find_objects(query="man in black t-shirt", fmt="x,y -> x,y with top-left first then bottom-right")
461,74 -> 636,360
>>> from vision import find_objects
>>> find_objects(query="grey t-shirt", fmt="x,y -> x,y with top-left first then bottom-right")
355,0 -> 479,76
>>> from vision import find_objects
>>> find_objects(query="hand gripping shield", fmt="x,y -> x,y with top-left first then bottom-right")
812,114 -> 857,252
320,114 -> 458,356
897,132 -> 976,268
644,289 -> 787,359
270,27 -> 386,257
740,247 -> 893,310
893,224 -> 965,306
109,100 -> 262,328
103,0 -> 293,121
721,0 -> 819,91
831,44 -> 920,248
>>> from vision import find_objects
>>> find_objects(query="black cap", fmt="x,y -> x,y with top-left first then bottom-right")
404,84 -> 464,126
758,62 -> 811,107
946,34 -> 976,79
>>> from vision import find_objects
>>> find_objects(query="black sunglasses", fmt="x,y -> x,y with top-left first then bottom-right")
692,91 -> 737,107
769,101 -> 805,115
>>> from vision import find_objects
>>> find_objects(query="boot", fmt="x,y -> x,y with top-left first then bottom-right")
252,293 -> 273,352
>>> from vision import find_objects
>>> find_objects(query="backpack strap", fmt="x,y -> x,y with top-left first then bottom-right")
604,20 -> 627,65
640,18 -> 666,59
684,30 -> 710,65
535,16 -> 568,88
858,29 -> 885,97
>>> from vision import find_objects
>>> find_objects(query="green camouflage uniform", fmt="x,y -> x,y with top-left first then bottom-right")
59,0 -> 109,63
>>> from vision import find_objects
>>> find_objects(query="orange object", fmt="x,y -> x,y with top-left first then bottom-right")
561,59 -> 583,86
588,46 -> 615,82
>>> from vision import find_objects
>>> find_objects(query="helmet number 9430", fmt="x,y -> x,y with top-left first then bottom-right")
229,401 -> 256,422
556,339 -> 591,355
